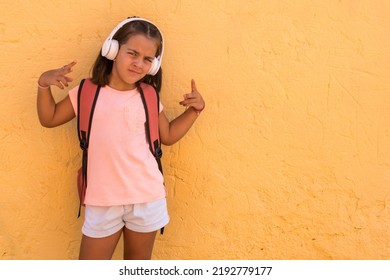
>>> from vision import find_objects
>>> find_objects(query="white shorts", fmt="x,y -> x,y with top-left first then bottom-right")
82,198 -> 169,238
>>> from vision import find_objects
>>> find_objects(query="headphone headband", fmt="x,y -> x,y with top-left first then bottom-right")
101,17 -> 164,76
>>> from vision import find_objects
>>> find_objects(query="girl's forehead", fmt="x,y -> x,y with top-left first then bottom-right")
125,34 -> 158,47
123,34 -> 159,54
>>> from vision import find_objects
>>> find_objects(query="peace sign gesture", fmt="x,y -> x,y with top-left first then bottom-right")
179,79 -> 205,113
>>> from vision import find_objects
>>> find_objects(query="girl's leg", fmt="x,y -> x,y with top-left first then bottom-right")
79,228 -> 123,260
123,227 -> 157,260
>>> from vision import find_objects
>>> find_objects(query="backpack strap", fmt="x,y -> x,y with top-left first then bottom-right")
139,82 -> 163,174
139,83 -> 165,235
77,78 -> 101,217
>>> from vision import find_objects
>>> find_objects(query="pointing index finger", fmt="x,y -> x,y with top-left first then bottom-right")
191,79 -> 197,92
63,61 -> 77,72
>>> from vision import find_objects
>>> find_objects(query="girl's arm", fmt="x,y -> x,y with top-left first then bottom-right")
159,79 -> 205,146
37,61 -> 77,128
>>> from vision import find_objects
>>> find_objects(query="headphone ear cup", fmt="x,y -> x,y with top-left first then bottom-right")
148,57 -> 160,76
101,39 -> 119,60
101,38 -> 110,58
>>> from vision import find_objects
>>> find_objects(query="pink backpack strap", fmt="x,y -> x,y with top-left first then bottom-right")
77,79 -> 100,143
140,83 -> 164,235
77,78 -> 101,217
140,82 -> 163,173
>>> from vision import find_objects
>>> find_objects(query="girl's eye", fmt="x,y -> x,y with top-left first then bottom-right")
128,51 -> 136,56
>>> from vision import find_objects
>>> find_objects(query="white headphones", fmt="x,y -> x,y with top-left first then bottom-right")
101,17 -> 164,76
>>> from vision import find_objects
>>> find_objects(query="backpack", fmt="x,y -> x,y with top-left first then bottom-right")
76,78 -> 163,217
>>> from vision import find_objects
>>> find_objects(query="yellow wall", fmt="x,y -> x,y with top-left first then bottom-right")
1,0 -> 389,260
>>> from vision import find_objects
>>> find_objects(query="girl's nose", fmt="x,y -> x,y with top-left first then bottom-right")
133,58 -> 143,68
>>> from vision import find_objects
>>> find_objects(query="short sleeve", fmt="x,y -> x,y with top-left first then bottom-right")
159,100 -> 164,113
68,85 -> 80,116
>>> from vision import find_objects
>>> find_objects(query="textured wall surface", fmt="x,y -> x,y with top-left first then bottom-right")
1,0 -> 389,260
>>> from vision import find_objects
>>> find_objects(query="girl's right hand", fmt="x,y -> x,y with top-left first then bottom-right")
38,61 -> 77,89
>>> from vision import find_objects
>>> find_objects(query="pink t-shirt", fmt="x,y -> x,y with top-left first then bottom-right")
69,84 -> 165,206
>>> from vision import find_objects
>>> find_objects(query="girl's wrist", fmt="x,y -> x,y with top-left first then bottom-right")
37,81 -> 50,89
194,103 -> 205,115
37,75 -> 50,89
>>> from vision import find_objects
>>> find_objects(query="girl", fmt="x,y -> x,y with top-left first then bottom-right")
36,17 -> 205,260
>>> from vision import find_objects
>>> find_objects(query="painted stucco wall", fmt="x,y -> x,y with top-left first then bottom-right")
1,0 -> 389,259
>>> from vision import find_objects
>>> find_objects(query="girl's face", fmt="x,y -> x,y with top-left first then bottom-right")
109,34 -> 159,90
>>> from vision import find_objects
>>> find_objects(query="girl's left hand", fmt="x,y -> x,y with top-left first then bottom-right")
179,79 -> 205,112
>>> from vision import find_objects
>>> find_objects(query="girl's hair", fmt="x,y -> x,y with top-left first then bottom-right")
90,20 -> 163,93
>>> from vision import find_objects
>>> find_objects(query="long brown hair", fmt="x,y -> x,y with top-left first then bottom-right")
90,20 -> 163,93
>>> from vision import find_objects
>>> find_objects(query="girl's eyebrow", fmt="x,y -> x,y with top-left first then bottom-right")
126,48 -> 138,54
